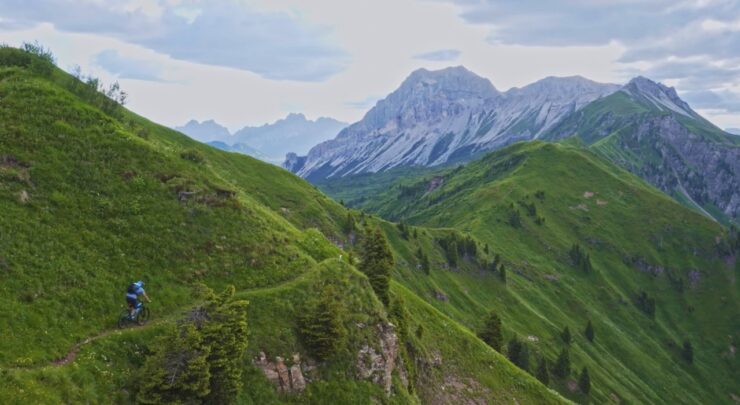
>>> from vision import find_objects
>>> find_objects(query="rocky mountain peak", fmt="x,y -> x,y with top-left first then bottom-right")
508,76 -> 619,99
399,66 -> 499,100
622,76 -> 695,116
283,112 -> 308,122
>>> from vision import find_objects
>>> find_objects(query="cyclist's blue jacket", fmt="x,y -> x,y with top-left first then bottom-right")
126,285 -> 145,301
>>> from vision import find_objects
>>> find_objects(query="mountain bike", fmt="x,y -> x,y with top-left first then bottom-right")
117,302 -> 150,328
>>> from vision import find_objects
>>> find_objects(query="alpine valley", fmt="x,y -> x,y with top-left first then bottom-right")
1,44 -> 738,405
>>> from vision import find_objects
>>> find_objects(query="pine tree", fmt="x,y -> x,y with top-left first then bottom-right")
389,296 -> 410,341
137,285 -> 249,404
420,252 -> 430,275
499,263 -> 507,283
578,367 -> 591,394
536,357 -> 550,386
447,240 -> 459,267
506,336 -> 529,372
561,326 -> 572,345
137,323 -> 211,404
584,320 -> 594,342
682,339 -> 693,364
201,286 -> 249,403
416,247 -> 430,274
299,283 -> 347,361
344,212 -> 356,234
553,347 -> 571,379
359,227 -> 394,305
479,312 -> 503,352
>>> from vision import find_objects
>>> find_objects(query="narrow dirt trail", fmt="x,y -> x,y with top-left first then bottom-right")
51,328 -> 119,367
49,319 -> 168,367
4,319 -> 168,371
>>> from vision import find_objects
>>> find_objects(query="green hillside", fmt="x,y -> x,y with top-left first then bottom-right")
0,46 -> 565,404
320,141 -> 740,403
543,86 -> 740,225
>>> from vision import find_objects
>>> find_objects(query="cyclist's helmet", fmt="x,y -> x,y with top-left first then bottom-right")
135,281 -> 144,288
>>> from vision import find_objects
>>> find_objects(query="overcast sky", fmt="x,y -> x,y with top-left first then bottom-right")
1,0 -> 738,130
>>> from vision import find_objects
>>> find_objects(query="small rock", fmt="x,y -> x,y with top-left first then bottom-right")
275,356 -> 290,392
290,354 -> 306,392
18,190 -> 29,204
433,290 -> 449,301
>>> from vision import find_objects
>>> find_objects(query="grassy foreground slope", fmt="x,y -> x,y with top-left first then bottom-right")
0,47 -> 564,403
321,141 -> 740,403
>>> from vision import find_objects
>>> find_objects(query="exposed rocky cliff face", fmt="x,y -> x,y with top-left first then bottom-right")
546,76 -> 739,223
254,352 -> 309,394
254,321 -> 403,396
607,115 -> 739,220
355,322 -> 401,396
286,67 -> 617,180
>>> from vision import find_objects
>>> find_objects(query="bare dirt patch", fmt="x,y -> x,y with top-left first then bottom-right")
583,191 -> 594,198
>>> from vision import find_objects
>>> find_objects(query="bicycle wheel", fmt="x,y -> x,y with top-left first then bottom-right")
118,311 -> 129,329
137,307 -> 150,325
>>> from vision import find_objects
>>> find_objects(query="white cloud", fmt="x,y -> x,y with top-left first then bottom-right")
0,0 -> 349,81
414,49 -> 462,61
0,0 -> 736,129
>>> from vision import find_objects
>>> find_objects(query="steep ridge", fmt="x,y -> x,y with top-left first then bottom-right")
317,142 -> 740,404
545,77 -> 740,224
0,47 -> 564,404
288,67 -> 617,180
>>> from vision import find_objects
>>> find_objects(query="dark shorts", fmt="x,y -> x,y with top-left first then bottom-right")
126,296 -> 138,307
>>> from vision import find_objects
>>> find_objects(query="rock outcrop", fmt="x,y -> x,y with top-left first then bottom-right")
254,352 -> 307,393
356,322 -> 400,396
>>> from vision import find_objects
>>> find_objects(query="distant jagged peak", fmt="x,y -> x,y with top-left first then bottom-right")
622,76 -> 695,117
180,118 -> 227,128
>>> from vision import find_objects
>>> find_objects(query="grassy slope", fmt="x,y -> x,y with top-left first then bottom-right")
0,50 -> 563,404
544,90 -> 740,225
322,141 -> 740,404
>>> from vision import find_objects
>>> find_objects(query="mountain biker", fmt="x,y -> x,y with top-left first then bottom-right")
126,281 -> 151,318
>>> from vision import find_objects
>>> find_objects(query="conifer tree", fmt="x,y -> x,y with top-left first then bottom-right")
536,357 -> 550,386
345,212 -> 356,234
137,323 -> 211,404
137,284 -> 249,404
578,367 -> 591,394
420,252 -> 431,275
499,263 -> 507,283
359,227 -> 394,305
682,339 -> 693,364
584,320 -> 594,342
201,286 -> 249,403
447,240 -> 459,267
553,347 -> 571,379
506,336 -> 529,371
561,326 -> 572,345
389,295 -> 410,341
299,283 -> 347,361
479,311 -> 503,352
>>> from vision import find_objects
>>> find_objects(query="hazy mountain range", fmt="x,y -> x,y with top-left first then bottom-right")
176,113 -> 346,163
286,66 -> 739,224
